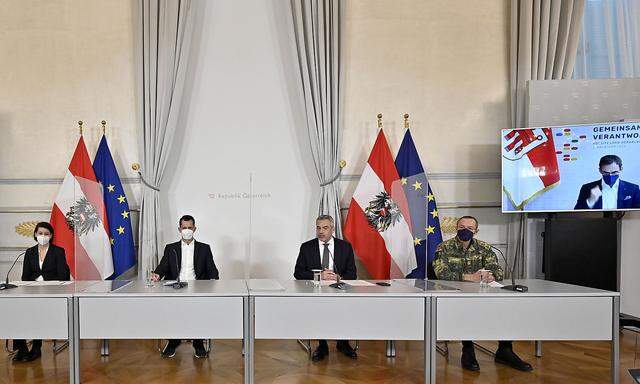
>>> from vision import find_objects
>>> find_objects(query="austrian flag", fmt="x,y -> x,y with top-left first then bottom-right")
344,130 -> 417,279
50,137 -> 114,280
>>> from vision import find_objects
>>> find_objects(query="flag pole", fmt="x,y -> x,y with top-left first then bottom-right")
403,113 -> 410,129
377,113 -> 383,129
78,120 -> 84,136
101,120 -> 107,136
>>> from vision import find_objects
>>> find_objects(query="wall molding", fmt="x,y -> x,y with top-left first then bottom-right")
340,202 -> 501,210
0,177 -> 140,185
1,174 -> 499,185
0,207 -> 140,213
340,172 -> 501,182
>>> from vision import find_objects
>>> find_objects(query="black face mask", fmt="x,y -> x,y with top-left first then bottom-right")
457,228 -> 474,242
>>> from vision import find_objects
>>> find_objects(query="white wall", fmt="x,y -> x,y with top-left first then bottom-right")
0,0 -> 513,280
161,0 -> 319,280
0,0 -> 139,279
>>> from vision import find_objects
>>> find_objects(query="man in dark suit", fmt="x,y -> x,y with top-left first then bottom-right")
294,215 -> 358,361
151,215 -> 219,358
575,155 -> 640,210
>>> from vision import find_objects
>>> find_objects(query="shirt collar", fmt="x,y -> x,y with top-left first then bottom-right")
319,237 -> 334,246
601,178 -> 620,191
181,239 -> 195,248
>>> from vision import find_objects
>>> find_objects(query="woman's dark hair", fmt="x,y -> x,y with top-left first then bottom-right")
33,221 -> 54,241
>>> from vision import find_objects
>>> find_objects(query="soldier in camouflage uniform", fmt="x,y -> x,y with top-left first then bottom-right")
433,233 -> 503,282
433,216 -> 533,373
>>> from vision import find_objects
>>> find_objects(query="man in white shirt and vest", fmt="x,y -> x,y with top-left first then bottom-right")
151,215 -> 219,358
294,215 -> 358,361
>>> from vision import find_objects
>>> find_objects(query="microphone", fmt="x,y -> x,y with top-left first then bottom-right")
0,251 -> 26,290
489,244 -> 528,293
171,248 -> 187,289
324,243 -> 341,281
323,241 -> 347,289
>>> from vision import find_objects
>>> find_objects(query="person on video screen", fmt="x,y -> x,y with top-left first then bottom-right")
574,155 -> 640,210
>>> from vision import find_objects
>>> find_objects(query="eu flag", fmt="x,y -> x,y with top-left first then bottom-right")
93,135 -> 136,278
395,130 -> 443,279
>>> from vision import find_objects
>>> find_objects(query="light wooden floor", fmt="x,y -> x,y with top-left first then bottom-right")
2,329 -> 639,383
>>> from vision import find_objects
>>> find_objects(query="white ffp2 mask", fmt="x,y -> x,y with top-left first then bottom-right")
181,229 -> 194,241
36,235 -> 51,246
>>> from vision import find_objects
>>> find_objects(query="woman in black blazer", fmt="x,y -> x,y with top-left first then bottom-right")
12,222 -> 70,363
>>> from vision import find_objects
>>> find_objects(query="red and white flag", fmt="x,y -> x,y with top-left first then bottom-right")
50,137 -> 114,280
344,130 -> 417,279
502,128 -> 560,209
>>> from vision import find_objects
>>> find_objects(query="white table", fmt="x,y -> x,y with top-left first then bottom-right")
73,279 -> 249,383
247,279 -> 439,384
417,279 -> 620,384
0,282 -> 91,384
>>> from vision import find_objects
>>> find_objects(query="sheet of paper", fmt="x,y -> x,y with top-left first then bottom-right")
27,281 -> 72,286
8,281 -> 32,286
488,281 -> 504,288
344,280 -> 376,287
249,279 -> 285,291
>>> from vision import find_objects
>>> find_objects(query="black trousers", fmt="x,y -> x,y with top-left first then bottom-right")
167,339 -> 204,348
462,340 -> 512,351
318,340 -> 350,349
13,339 -> 42,353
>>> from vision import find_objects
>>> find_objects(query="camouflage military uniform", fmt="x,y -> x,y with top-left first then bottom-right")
433,237 -> 503,281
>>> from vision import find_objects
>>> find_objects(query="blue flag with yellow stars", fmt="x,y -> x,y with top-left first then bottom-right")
93,135 -> 136,278
395,129 -> 443,279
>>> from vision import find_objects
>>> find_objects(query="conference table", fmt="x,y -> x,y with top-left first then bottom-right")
0,281 -> 96,384
246,279 -> 456,384
398,279 -> 621,384
72,279 -> 249,383
1,278 -> 621,384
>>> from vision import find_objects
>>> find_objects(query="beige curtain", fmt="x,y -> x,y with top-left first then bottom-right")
289,0 -> 344,237
508,0 -> 585,278
137,0 -> 197,278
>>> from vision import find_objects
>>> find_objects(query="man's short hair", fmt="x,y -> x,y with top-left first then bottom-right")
179,215 -> 195,226
599,155 -> 623,169
456,215 -> 478,228
316,215 -> 335,226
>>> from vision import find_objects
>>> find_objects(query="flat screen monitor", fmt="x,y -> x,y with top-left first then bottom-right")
502,121 -> 640,212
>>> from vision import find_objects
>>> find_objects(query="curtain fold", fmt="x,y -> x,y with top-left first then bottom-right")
137,0 -> 195,277
508,0 -> 585,278
574,0 -> 640,79
289,0 -> 344,237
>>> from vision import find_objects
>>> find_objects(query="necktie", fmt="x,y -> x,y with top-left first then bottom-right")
322,243 -> 330,269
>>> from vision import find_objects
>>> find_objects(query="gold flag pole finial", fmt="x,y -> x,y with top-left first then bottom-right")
403,113 -> 410,129
101,120 -> 107,135
377,113 -> 383,129
78,121 -> 84,136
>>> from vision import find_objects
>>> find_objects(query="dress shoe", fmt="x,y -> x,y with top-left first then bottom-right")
461,347 -> 480,371
22,349 -> 41,362
336,341 -> 357,359
311,345 -> 329,362
193,341 -> 208,358
161,341 -> 179,358
495,347 -> 533,372
11,350 -> 29,363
